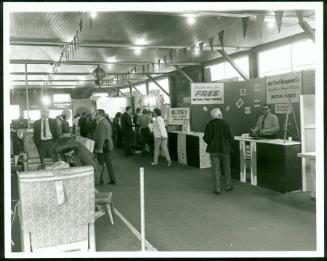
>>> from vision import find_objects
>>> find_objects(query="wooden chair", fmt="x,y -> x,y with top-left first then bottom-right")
95,189 -> 115,225
17,166 -> 95,252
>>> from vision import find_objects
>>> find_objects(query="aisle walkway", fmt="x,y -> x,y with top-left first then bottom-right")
97,149 -> 316,251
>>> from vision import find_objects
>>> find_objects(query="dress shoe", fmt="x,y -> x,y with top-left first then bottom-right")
214,190 -> 221,195
167,162 -> 172,167
225,186 -> 234,192
108,181 -> 116,185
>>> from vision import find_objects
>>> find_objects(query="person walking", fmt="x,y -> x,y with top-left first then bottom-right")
61,114 -> 70,136
94,109 -> 116,185
112,112 -> 122,148
120,106 -> 135,157
137,108 -> 154,156
151,108 -> 172,166
203,108 -> 234,195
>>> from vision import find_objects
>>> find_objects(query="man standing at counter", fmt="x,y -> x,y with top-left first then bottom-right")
203,108 -> 234,195
251,104 -> 280,139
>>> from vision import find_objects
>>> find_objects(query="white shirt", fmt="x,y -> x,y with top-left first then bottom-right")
153,116 -> 168,138
40,118 -> 53,140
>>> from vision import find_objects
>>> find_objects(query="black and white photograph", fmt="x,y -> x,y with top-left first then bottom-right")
3,1 -> 324,258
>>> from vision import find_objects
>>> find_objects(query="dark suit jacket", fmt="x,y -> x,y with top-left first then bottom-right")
33,118 -> 60,146
203,119 -> 233,154
61,119 -> 70,134
94,117 -> 113,152
121,112 -> 133,131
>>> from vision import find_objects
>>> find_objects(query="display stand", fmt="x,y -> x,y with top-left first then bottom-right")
283,99 -> 300,143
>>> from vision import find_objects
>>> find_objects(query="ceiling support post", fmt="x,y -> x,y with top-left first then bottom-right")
218,49 -> 249,80
146,74 -> 170,96
173,66 -> 194,83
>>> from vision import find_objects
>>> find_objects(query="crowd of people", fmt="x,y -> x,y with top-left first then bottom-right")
33,106 -> 172,186
33,104 -> 278,193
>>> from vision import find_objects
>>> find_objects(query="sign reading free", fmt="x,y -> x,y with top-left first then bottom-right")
191,83 -> 224,104
266,72 -> 301,104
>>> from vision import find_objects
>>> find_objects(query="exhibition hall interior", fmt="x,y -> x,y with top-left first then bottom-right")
5,2 -> 322,258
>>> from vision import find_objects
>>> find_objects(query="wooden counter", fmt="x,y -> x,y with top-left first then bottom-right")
233,136 -> 302,193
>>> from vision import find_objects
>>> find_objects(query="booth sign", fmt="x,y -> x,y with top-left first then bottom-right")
191,83 -> 224,104
168,108 -> 190,125
266,72 -> 301,104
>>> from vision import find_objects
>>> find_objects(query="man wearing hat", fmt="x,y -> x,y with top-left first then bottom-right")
251,104 -> 280,139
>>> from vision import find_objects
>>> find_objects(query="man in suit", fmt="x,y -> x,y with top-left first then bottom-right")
120,106 -> 135,157
203,108 -> 234,195
94,109 -> 116,185
251,104 -> 280,139
33,107 -> 61,165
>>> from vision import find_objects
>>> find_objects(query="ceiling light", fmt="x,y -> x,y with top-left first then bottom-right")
186,17 -> 196,25
134,37 -> 148,46
267,21 -> 275,29
41,95 -> 51,106
91,12 -> 97,19
194,49 -> 200,56
134,48 -> 142,56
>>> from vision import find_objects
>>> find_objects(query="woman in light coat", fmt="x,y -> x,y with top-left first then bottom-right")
151,108 -> 172,166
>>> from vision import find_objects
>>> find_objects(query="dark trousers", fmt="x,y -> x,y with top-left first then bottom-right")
36,139 -> 58,165
140,127 -> 154,156
113,130 -> 122,148
122,130 -> 135,156
97,151 -> 116,183
210,153 -> 232,192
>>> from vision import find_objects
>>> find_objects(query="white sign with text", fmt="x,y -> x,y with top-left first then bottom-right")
168,107 -> 190,125
266,72 -> 301,104
191,83 -> 224,104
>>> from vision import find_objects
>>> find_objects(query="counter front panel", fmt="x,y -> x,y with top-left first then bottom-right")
234,136 -> 302,193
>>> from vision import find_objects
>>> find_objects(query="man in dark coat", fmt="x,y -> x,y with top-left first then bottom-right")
78,112 -> 87,137
94,109 -> 116,185
203,108 -> 234,194
120,106 -> 135,157
33,107 -> 61,164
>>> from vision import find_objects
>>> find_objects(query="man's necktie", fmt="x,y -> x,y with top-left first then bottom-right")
43,119 -> 47,138
261,115 -> 266,132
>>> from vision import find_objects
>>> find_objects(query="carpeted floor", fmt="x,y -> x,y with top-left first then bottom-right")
11,149 -> 316,252
97,149 -> 316,251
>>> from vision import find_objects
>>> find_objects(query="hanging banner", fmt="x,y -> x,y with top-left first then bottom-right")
256,15 -> 265,38
266,72 -> 301,104
218,30 -> 224,49
208,36 -> 214,53
275,11 -> 284,33
168,107 -> 190,125
242,17 -> 249,38
191,83 -> 224,104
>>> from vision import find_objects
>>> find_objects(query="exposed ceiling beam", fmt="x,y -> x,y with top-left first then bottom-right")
298,21 -> 315,43
10,39 -> 251,51
10,59 -> 200,66
218,49 -> 249,80
10,84 -> 131,90
10,79 -> 143,83
10,72 -> 171,76
146,74 -> 170,96
174,66 -> 194,83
